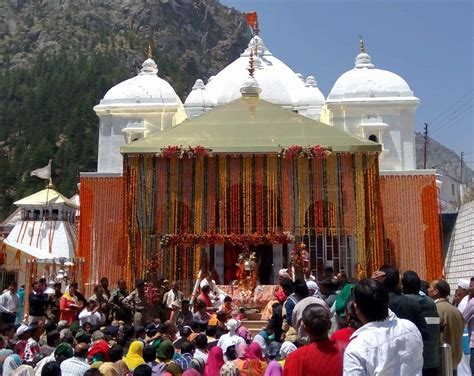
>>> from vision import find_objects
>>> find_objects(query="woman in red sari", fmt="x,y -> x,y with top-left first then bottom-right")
59,284 -> 82,324
235,342 -> 267,376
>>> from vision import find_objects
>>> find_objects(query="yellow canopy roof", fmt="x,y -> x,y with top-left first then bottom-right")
121,96 -> 381,154
14,186 -> 78,209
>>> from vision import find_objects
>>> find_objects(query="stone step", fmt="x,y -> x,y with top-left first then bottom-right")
240,320 -> 267,337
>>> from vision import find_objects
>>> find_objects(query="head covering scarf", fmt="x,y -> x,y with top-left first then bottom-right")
245,343 -> 264,361
11,365 -> 34,376
204,346 -> 225,376
267,342 -> 281,361
219,361 -> 241,376
54,342 -> 74,359
61,285 -> 78,302
263,361 -> 282,376
3,354 -> 21,374
236,326 -> 252,343
88,339 -> 111,362
278,341 -> 296,360
156,339 -> 175,361
98,362 -> 121,376
123,340 -> 145,371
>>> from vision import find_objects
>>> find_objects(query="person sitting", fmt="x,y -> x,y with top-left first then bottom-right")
221,296 -> 234,319
253,320 -> 276,359
175,340 -> 195,371
156,339 -> 182,375
60,343 -> 90,376
203,346 -> 224,376
124,340 -> 145,372
193,333 -> 209,363
236,342 -> 267,376
98,344 -> 129,376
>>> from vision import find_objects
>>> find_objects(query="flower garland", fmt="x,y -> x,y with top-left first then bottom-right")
158,145 -> 213,158
159,231 -> 295,247
278,145 -> 331,159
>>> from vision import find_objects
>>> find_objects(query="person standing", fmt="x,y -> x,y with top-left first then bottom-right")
59,284 -> 82,325
462,286 -> 474,374
402,271 -> 440,376
47,283 -> 63,323
428,279 -> 464,376
0,282 -> 18,324
109,278 -> 130,322
284,304 -> 343,376
122,280 -> 148,326
28,281 -> 49,324
163,281 -> 184,320
344,279 -> 423,375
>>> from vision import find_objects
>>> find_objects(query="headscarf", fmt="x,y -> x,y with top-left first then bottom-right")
219,361 -> 240,376
123,340 -> 145,371
278,341 -> 296,360
244,343 -> 264,361
11,365 -> 34,376
88,339 -> 111,362
156,339 -> 175,361
61,285 -> 78,302
236,326 -> 252,343
54,342 -> 74,359
263,361 -> 282,376
204,346 -> 225,376
235,343 -> 248,359
98,362 -> 120,376
3,354 -> 21,374
267,342 -> 281,361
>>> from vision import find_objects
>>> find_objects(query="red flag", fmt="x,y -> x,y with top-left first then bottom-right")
245,12 -> 258,29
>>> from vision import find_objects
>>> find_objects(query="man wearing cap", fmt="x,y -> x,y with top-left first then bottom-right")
122,279 -> 148,326
455,279 -> 470,313
14,324 -> 33,360
217,319 -> 245,359
0,282 -> 18,324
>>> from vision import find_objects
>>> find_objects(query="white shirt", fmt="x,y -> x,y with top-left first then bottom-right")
193,348 -> 208,363
217,332 -> 245,357
343,312 -> 423,376
0,291 -> 18,314
78,308 -> 105,327
458,295 -> 469,314
60,357 -> 90,376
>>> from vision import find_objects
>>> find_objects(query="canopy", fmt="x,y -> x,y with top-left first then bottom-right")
14,186 -> 78,209
121,97 -> 381,154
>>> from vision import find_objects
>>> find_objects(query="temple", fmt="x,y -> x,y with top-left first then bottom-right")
76,30 -> 442,295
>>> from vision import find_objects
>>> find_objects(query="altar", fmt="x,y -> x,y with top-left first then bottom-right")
217,284 -> 278,309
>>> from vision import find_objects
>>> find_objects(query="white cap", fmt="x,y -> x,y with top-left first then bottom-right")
458,279 -> 470,289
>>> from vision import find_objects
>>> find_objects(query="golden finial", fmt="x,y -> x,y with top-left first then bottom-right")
359,34 -> 365,53
147,43 -> 153,59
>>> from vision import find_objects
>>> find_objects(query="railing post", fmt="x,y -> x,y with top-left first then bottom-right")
440,343 -> 452,376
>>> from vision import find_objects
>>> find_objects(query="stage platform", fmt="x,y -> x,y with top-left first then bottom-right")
217,285 -> 278,310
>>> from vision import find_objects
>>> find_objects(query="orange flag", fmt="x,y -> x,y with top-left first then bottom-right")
245,12 -> 258,29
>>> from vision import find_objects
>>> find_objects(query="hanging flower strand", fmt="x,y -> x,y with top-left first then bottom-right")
157,145 -> 213,158
278,145 -> 332,159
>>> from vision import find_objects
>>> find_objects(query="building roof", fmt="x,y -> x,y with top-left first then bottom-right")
195,36 -> 324,110
327,50 -> 419,104
121,95 -> 381,154
14,186 -> 78,209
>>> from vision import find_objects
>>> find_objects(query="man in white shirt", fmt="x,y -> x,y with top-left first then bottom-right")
217,319 -> 245,359
343,279 -> 423,376
163,282 -> 184,319
60,343 -> 90,376
200,272 -> 226,309
0,282 -> 19,324
78,299 -> 105,327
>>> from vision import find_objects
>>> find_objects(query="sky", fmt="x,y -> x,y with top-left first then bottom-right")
220,0 -> 474,169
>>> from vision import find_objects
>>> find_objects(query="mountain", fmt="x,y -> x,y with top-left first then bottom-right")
0,0 -> 249,219
415,132 -> 474,183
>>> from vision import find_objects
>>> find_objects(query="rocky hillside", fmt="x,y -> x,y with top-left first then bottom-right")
415,132 -> 474,183
0,0 -> 249,219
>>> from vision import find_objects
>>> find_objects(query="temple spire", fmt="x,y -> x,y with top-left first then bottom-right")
147,42 -> 153,59
359,34 -> 365,53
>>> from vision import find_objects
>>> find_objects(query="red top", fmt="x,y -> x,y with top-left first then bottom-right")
330,327 -> 356,352
199,292 -> 213,308
59,296 -> 80,324
283,339 -> 343,376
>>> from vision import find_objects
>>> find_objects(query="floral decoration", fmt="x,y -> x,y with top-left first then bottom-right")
278,144 -> 332,159
159,231 -> 295,247
158,145 -> 213,158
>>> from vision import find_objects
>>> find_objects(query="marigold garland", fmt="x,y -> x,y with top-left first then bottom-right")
159,232 -> 295,247
278,145 -> 332,159
158,145 -> 213,158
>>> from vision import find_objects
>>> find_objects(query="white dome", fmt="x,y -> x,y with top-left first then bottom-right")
184,79 -> 213,117
300,76 -> 325,106
100,58 -> 183,106
201,36 -> 306,108
327,52 -> 417,102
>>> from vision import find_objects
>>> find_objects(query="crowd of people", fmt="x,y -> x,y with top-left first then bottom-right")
0,265 -> 472,375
